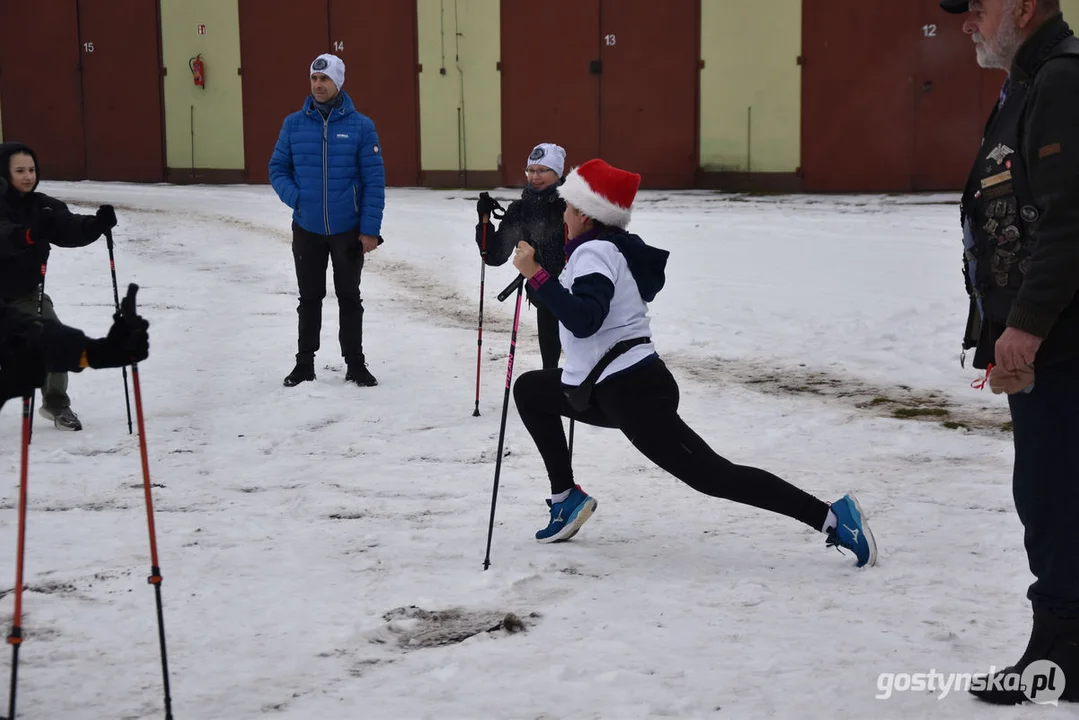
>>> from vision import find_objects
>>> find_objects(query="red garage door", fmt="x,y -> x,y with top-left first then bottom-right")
499,0 -> 600,186
78,0 -> 165,181
912,0 -> 1005,190
329,0 -> 421,186
239,0 -> 329,183
499,0 -> 699,188
0,0 -> 86,180
599,0 -> 699,188
802,0 -> 1006,192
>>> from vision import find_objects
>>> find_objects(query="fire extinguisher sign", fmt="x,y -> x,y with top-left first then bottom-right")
197,24 -> 206,35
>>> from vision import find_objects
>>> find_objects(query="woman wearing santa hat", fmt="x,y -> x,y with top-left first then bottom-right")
510,158 -> 877,568
475,143 -> 568,369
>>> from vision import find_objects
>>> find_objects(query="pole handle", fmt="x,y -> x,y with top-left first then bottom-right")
497,274 -> 524,302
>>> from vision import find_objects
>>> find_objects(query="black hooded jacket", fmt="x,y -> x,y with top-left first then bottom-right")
0,142 -> 104,300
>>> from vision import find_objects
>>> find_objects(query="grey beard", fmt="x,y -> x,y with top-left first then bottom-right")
974,4 -> 1025,70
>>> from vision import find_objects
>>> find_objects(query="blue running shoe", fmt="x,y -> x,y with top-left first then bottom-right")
826,493 -> 877,567
536,486 -> 597,543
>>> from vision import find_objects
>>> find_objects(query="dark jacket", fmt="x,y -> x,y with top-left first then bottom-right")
0,300 -> 88,408
476,183 -> 567,279
959,15 -> 1079,369
0,142 -> 105,300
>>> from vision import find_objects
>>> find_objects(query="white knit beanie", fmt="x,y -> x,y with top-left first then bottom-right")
525,143 -> 566,178
310,53 -> 345,91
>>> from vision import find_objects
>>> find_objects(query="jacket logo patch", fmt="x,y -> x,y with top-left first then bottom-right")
336,133 -> 350,139
980,170 -> 1012,189
1039,142 -> 1062,158
373,145 -> 380,154
986,143 -> 1014,165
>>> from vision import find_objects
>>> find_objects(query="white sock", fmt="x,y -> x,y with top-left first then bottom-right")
821,509 -> 838,534
551,489 -> 571,504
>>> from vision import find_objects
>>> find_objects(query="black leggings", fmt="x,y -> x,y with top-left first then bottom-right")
512,358 -> 831,530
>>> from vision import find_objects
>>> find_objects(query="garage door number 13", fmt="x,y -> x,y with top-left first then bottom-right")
604,34 -> 616,47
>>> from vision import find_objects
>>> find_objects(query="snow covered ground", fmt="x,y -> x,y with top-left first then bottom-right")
0,182 -> 1051,718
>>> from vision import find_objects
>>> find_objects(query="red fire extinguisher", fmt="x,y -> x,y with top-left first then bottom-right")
189,54 -> 205,88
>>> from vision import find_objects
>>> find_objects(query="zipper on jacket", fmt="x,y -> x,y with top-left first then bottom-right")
322,116 -> 331,235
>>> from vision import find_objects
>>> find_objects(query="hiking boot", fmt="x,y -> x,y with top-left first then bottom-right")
39,406 -> 82,431
825,493 -> 877,567
283,361 -> 315,387
536,485 -> 597,543
345,363 -> 378,387
970,611 -> 1079,705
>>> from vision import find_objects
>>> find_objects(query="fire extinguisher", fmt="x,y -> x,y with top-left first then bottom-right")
189,54 -> 205,88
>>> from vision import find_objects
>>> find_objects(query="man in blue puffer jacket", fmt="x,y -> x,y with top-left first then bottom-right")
270,53 -> 386,388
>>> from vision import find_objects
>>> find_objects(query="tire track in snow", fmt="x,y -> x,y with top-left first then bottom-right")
54,196 -> 514,334
664,352 -> 1012,436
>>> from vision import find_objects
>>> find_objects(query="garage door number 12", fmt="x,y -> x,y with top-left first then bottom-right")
922,24 -> 937,37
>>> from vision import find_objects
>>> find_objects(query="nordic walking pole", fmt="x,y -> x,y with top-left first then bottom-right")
7,268 -> 47,716
483,273 -> 527,570
104,230 -> 133,435
120,282 -> 174,719
6,368 -> 37,719
25,263 -> 47,447
568,419 -> 575,462
473,215 -> 489,417
9,265 -> 46,714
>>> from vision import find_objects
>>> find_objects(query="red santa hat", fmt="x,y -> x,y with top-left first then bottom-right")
557,159 -> 641,229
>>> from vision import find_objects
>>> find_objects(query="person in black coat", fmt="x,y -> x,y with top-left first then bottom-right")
1,285 -> 150,410
941,0 -> 1079,705
475,143 -> 568,369
0,141 -> 118,430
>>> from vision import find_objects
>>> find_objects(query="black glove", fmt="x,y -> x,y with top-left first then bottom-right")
0,321 -> 47,405
85,284 -> 149,369
26,208 -> 58,244
96,204 -> 117,231
477,192 -> 498,223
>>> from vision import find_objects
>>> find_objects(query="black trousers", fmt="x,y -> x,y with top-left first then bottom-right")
512,358 -> 831,530
535,302 -> 562,370
1009,357 -> 1079,618
292,222 -> 365,364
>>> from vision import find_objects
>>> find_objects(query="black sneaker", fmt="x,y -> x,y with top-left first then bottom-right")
283,361 -> 315,387
345,364 -> 378,387
39,406 -> 82,431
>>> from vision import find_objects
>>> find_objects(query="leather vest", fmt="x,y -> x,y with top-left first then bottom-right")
960,33 -> 1079,367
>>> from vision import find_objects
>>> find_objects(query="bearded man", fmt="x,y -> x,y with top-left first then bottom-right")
942,0 -> 1079,705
